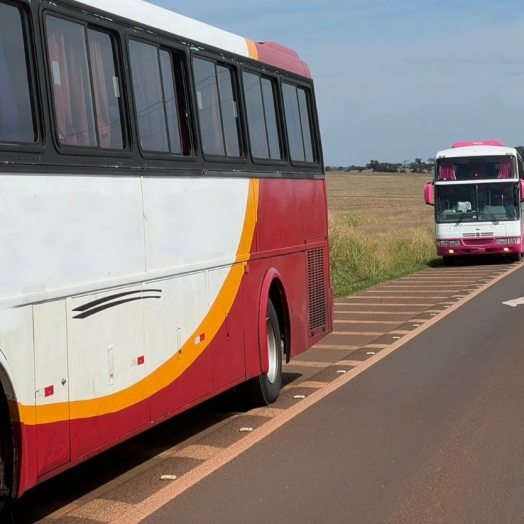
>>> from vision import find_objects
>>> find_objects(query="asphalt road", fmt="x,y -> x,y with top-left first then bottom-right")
143,264 -> 524,524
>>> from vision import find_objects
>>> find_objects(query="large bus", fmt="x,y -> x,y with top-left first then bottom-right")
424,141 -> 524,265
0,0 -> 333,508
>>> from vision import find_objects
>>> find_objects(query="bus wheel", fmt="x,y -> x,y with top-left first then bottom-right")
510,252 -> 522,263
246,299 -> 282,407
442,256 -> 454,267
0,395 -> 13,520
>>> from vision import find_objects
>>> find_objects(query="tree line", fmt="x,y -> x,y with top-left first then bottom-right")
328,146 -> 524,174
325,158 -> 435,174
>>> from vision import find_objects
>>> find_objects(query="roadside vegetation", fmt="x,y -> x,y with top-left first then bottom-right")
327,172 -> 439,297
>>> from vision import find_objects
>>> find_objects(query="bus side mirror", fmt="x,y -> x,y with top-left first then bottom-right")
424,183 -> 434,206
520,181 -> 524,202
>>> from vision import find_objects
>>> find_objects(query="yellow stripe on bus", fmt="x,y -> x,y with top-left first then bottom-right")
246,39 -> 259,60
17,179 -> 260,426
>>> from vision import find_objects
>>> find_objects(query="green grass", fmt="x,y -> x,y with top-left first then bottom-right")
329,215 -> 439,297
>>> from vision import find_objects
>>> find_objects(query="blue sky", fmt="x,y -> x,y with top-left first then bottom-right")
151,0 -> 524,166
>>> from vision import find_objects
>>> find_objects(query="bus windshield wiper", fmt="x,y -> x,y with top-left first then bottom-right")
480,203 -> 499,225
455,211 -> 468,226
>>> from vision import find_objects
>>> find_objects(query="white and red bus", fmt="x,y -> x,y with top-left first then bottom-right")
0,0 -> 332,508
424,141 -> 524,265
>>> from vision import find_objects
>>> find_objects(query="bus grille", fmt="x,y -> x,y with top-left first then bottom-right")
307,249 -> 327,335
463,238 -> 494,246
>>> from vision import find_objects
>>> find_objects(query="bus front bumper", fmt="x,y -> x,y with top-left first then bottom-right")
437,242 -> 522,257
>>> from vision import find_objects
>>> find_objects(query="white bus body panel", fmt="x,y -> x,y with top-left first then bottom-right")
436,221 -> 522,240
0,174 -> 250,410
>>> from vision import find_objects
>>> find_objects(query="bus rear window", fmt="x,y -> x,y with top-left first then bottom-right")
283,83 -> 315,163
0,2 -> 35,144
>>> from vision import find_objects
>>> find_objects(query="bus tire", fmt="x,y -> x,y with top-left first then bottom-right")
0,392 -> 13,520
442,256 -> 454,267
510,252 -> 522,263
246,299 -> 282,406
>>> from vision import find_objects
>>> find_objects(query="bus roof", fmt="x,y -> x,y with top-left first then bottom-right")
74,0 -> 312,77
436,144 -> 518,160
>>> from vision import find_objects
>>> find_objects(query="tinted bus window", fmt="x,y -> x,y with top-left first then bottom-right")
130,40 -> 184,154
261,78 -> 281,160
283,83 -> 315,163
243,72 -> 281,161
46,16 -> 124,149
0,2 -> 35,143
194,57 -> 240,157
217,65 -> 240,157
87,30 -> 124,149
159,50 -> 182,154
243,72 -> 268,159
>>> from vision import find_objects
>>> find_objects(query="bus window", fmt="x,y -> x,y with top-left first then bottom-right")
193,57 -> 241,158
243,72 -> 282,160
87,30 -> 124,149
159,50 -> 182,154
46,16 -> 124,149
129,41 -> 186,154
282,83 -> 315,163
261,78 -> 281,160
0,2 -> 35,144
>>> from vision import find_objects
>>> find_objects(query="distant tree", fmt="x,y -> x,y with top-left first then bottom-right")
515,146 -> 524,158
325,166 -> 333,172
410,158 -> 426,173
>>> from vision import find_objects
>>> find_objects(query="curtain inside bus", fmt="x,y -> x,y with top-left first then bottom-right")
438,162 -> 456,180
88,35 -> 111,149
0,37 -> 21,142
498,160 -> 511,179
47,32 -> 96,146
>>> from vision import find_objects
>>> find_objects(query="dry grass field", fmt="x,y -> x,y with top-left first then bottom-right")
326,171 -> 438,297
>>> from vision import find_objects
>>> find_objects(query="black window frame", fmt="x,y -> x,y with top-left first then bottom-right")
240,66 -> 287,167
517,154 -> 524,180
191,51 -> 246,165
0,0 -> 43,154
128,34 -> 196,161
42,9 -> 131,158
281,79 -> 320,167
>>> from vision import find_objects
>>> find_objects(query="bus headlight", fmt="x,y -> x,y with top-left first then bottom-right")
438,240 -> 460,246
495,238 -> 519,244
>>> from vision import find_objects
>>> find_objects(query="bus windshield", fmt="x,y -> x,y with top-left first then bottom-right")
436,182 -> 520,223
435,157 -> 516,181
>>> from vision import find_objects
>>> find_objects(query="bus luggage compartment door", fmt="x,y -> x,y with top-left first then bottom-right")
34,300 -> 71,477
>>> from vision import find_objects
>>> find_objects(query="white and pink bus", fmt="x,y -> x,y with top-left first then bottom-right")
424,141 -> 524,265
